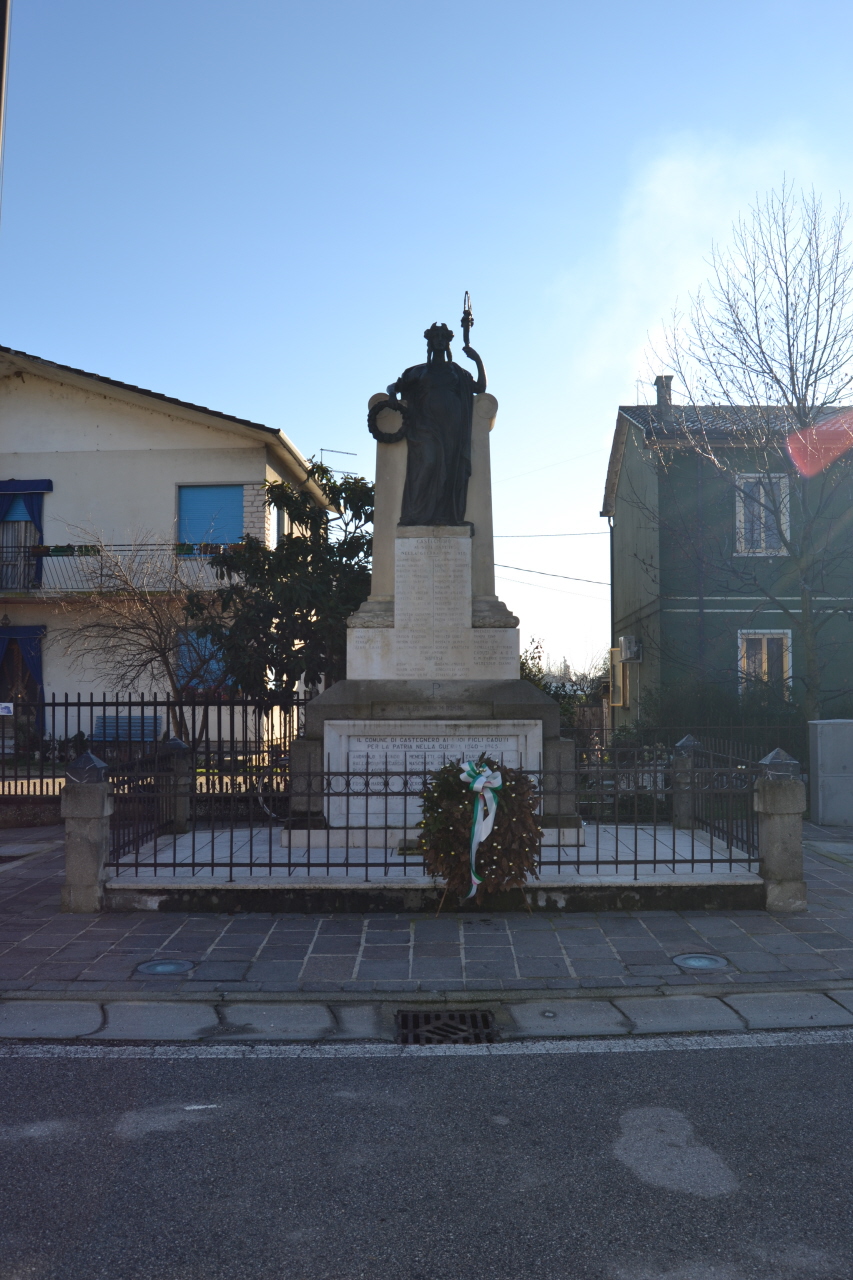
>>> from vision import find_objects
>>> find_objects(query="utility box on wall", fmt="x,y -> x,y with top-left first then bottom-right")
809,720 -> 853,826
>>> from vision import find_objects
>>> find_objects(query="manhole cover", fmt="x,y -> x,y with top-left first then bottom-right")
672,953 -> 729,971
135,959 -> 195,975
396,1010 -> 496,1045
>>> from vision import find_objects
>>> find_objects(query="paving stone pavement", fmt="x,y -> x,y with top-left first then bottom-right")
3,992 -> 853,1041
2,823 -> 853,1000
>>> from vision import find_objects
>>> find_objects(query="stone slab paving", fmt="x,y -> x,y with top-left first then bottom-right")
1,824 -> 853,1000
612,995 -> 745,1033
4,991 -> 853,1040
721,991 -> 853,1029
0,999 -> 104,1038
88,1000 -> 221,1040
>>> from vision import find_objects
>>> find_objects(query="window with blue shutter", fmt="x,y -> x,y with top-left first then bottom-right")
178,485 -> 243,545
2,496 -> 30,521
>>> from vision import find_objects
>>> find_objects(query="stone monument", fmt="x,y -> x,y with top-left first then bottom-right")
290,298 -> 576,836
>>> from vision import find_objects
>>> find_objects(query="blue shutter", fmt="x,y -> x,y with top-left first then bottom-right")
178,486 -> 243,544
2,496 -> 31,521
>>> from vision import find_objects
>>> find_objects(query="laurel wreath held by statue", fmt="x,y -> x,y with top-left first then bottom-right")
367,396 -> 410,444
417,756 -> 542,905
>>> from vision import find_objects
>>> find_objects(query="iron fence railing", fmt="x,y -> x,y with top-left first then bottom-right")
0,544 -> 229,593
105,748 -> 764,882
0,693 -> 310,798
601,723 -> 809,773
2,698 -> 783,882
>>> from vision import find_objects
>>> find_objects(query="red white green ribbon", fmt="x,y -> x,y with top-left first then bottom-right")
460,761 -> 503,900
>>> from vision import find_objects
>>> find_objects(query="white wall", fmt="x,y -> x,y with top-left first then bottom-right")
0,371 -> 297,698
0,372 -> 283,543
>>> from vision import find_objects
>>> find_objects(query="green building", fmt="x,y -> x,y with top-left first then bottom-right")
601,376 -> 853,732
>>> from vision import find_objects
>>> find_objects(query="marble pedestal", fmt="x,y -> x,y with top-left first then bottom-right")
289,679 -> 576,829
347,526 -> 518,681
288,384 -> 576,835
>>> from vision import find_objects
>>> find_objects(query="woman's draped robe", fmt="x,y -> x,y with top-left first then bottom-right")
397,359 -> 475,526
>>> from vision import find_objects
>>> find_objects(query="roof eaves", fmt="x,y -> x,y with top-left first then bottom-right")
0,343 -> 327,505
0,344 -> 280,435
601,409 -> 638,517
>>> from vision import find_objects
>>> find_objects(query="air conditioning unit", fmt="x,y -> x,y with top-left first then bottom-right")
619,635 -> 643,662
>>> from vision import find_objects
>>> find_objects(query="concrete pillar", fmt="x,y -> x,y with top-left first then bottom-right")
162,738 -> 192,834
541,738 -> 577,827
366,393 -> 407,607
754,776 -> 807,912
61,780 -> 114,913
288,736 -> 324,821
672,735 -> 700,830
465,392 -> 498,601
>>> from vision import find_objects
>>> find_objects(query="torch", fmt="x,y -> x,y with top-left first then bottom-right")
461,291 -> 473,348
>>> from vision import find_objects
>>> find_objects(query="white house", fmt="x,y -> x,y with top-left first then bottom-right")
0,345 -> 321,701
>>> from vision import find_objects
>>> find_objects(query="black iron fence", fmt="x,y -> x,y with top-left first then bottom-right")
104,745 -> 764,882
2,696 -> 785,882
0,693 -> 310,800
601,723 -> 809,773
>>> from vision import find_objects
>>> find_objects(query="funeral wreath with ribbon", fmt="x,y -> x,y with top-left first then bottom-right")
417,755 -> 542,905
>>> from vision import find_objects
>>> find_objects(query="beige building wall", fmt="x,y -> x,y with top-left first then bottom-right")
0,363 -> 313,699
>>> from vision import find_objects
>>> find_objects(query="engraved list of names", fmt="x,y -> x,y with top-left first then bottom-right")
394,536 -> 472,678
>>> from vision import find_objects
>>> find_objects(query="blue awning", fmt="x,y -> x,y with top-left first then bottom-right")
0,479 -> 53,492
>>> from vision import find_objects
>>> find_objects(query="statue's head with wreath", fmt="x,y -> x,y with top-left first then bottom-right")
424,322 -> 454,358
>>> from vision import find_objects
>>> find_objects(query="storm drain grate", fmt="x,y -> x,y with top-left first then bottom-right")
395,1010 -> 496,1045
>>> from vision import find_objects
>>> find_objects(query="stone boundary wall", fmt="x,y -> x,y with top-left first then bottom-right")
0,796 -> 62,828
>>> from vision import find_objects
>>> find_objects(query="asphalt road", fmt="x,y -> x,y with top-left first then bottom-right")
1,1040 -> 851,1279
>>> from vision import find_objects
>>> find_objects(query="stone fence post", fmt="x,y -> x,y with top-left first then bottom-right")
755,749 -> 806,912
161,736 -> 192,833
60,751 -> 113,914
672,735 -> 700,830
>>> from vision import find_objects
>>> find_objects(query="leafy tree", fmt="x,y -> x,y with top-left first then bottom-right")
188,463 -> 373,696
517,640 -> 604,732
54,532 -> 229,701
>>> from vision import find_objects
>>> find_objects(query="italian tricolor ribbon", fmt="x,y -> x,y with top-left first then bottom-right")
460,762 -> 503,900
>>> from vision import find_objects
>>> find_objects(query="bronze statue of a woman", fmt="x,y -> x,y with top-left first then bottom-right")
368,297 -> 487,526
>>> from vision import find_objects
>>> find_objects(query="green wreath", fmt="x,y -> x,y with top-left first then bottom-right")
417,755 -> 542,904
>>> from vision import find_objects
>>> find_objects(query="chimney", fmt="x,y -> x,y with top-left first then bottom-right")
654,375 -> 673,408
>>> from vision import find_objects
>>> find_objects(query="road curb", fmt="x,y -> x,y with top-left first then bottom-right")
2,978 -> 853,1004
4,988 -> 853,1041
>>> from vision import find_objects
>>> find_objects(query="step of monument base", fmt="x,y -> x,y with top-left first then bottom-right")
104,873 -> 765,914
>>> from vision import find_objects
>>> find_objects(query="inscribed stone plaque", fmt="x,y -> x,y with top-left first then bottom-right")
346,532 -> 518,679
324,718 -> 543,826
394,536 -> 472,677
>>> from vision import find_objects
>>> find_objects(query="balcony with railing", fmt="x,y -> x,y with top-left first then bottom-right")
0,543 -> 230,594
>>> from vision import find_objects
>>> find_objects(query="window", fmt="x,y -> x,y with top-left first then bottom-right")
0,627 -> 45,702
175,631 -> 226,692
178,485 -> 243,546
735,474 -> 789,555
0,482 -> 51,587
609,648 -> 628,708
738,630 -> 792,688
1,496 -> 38,590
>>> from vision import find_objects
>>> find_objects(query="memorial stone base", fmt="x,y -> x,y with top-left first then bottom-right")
347,526 -> 519,681
289,678 -> 577,830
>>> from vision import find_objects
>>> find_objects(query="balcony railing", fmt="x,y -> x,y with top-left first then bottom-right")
0,544 -> 232,593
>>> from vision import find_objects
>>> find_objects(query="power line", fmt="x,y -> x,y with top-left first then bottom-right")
493,532 -> 607,538
495,575 -> 606,603
494,563 -> 610,586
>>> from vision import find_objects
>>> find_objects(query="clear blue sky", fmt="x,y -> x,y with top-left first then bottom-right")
3,0 -> 852,669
